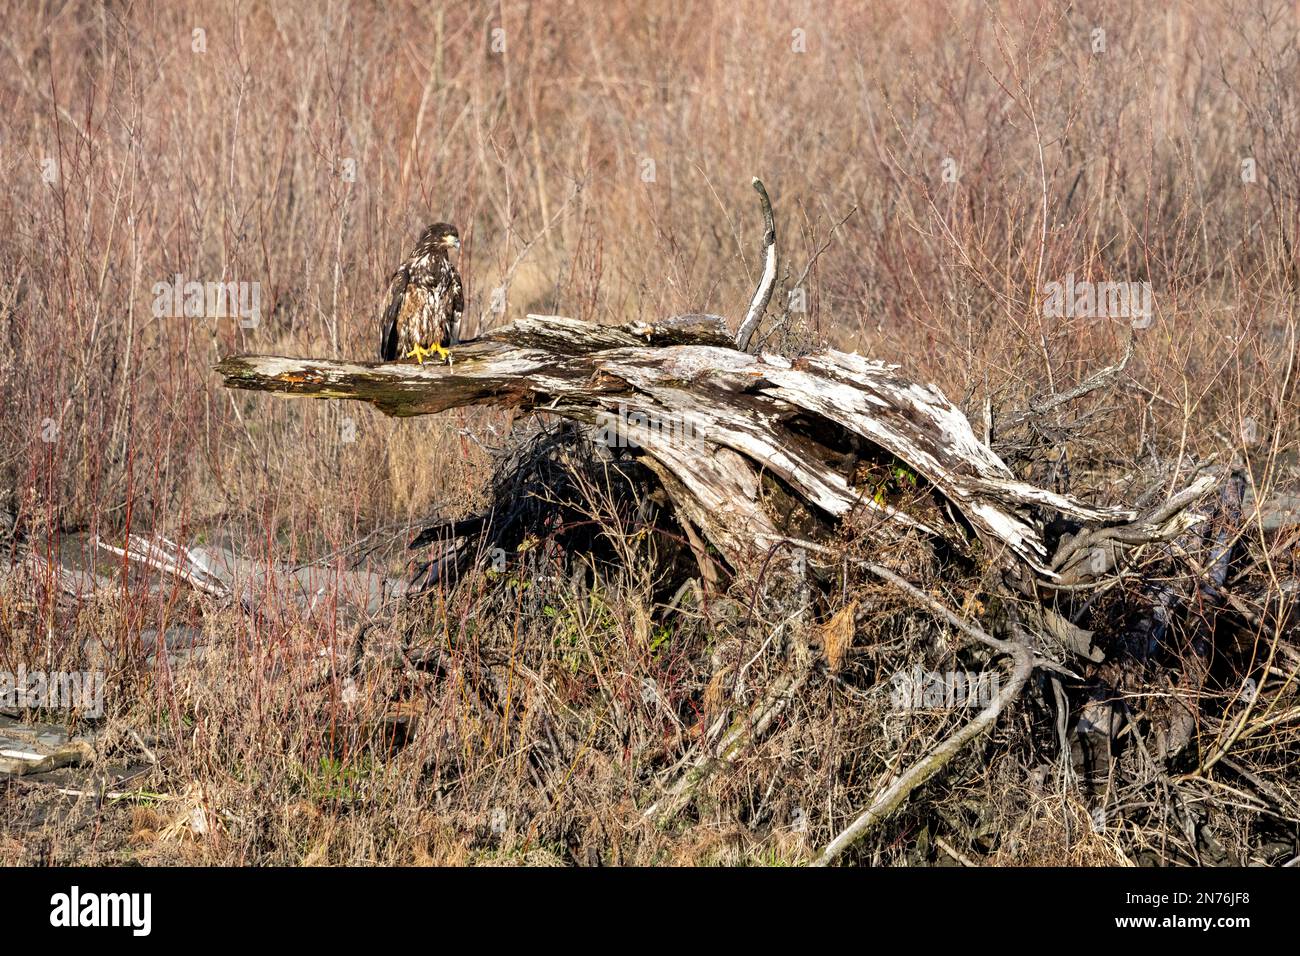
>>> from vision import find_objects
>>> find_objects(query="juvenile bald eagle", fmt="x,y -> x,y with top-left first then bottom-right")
379,222 -> 463,364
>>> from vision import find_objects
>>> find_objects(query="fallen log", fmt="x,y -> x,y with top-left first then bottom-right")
215,312 -> 1213,588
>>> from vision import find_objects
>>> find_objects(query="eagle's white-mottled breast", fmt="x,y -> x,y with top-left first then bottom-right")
395,252 -> 462,353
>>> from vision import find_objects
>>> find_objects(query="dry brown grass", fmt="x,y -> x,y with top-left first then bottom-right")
1,0 -> 1297,866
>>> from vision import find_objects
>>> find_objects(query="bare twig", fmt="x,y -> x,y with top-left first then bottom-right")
863,563 -> 1075,677
735,178 -> 778,352
935,836 -> 977,867
1001,331 -> 1137,432
641,659 -> 810,824
815,628 -> 1033,865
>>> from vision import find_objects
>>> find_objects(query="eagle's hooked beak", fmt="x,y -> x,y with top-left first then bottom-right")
443,235 -> 461,251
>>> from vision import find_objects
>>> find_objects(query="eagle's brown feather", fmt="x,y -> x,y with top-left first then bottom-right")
379,223 -> 463,362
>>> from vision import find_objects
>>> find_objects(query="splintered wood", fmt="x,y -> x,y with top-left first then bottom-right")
216,311 -> 1216,585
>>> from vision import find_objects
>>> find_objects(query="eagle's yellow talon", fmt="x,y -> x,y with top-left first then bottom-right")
402,343 -> 450,365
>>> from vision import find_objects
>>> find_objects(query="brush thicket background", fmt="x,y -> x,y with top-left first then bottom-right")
0,1 -> 1296,864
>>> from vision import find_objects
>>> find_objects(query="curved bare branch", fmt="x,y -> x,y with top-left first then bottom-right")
735,177 -> 778,352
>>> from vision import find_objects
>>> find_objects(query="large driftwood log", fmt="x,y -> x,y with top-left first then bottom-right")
215,312 -> 1214,585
